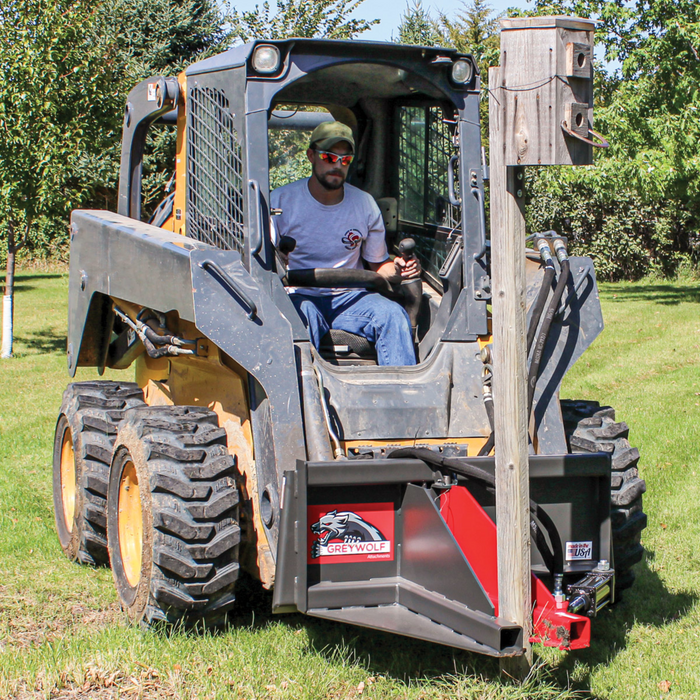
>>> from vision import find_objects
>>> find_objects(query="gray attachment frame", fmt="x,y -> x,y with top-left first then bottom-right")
273,458 -> 522,656
272,452 -> 611,655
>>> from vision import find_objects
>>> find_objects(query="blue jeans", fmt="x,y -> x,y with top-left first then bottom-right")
290,290 -> 416,366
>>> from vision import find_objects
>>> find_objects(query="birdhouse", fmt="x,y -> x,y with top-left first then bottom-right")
496,16 -> 597,166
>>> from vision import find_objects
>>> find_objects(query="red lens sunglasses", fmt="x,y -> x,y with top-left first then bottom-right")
315,149 -> 354,166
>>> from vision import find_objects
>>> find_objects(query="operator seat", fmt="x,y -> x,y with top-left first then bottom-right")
319,329 -> 378,365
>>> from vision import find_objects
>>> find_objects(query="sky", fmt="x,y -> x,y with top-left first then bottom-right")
231,0 -> 532,42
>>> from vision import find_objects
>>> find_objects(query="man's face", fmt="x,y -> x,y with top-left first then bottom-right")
307,141 -> 353,191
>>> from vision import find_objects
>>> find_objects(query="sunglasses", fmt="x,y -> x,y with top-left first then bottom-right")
315,149 -> 354,166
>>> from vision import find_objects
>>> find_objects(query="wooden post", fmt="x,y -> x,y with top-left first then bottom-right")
488,16 -> 596,677
489,66 -> 532,676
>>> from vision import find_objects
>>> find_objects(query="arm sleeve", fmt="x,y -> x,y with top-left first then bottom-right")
361,198 -> 389,264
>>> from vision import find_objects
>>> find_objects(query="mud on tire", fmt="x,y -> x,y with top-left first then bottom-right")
52,381 -> 146,565
107,406 -> 241,626
561,400 -> 647,592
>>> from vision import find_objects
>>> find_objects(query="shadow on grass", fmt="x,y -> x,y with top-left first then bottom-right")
7,273 -> 64,281
601,284 -> 700,305
7,284 -> 38,292
15,329 -> 66,355
225,552 -> 695,697
548,550 -> 697,698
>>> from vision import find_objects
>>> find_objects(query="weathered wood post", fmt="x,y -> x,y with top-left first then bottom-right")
488,16 -> 596,676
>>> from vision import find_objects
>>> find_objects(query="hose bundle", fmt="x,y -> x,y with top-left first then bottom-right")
387,447 -> 564,576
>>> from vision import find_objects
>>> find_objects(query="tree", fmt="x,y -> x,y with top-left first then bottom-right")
523,0 -> 700,278
229,0 -> 379,43
86,0 -> 231,216
0,0 -> 119,358
437,0 -> 500,70
0,0 -> 231,359
396,1 -> 443,47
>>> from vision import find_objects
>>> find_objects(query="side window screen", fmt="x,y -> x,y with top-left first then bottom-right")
398,106 -> 426,224
396,105 -> 460,281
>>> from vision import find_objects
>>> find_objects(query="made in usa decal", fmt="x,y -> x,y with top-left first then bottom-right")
566,540 -> 593,561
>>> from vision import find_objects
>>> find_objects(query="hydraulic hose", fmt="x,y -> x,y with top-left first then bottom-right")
480,238 -> 557,456
527,260 -> 556,355
478,433 -> 494,457
387,447 -> 564,576
527,257 -> 570,415
113,305 -> 195,360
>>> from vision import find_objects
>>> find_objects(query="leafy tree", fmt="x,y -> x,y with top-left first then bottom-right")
523,0 -> 700,278
88,0 -> 231,216
0,0 -> 118,358
229,0 -> 379,43
0,0 -> 230,357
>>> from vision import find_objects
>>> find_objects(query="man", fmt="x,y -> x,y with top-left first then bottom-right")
271,121 -> 419,366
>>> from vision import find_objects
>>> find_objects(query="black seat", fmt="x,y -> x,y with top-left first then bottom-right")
319,329 -> 377,365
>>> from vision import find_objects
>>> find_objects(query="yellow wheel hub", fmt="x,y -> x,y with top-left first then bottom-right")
60,429 -> 76,532
118,460 -> 143,587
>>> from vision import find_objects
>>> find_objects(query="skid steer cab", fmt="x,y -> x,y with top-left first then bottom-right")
54,39 -> 646,656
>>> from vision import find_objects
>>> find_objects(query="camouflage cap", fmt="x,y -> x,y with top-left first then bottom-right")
309,121 -> 355,152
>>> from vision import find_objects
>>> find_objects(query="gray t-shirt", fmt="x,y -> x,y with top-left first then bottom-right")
271,178 -> 388,296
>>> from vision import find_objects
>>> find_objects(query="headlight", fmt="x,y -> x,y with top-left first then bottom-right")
252,45 -> 281,74
451,60 -> 473,85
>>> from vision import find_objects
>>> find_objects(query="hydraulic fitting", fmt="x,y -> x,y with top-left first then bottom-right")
553,573 -> 566,609
536,236 -> 554,265
553,237 -> 569,263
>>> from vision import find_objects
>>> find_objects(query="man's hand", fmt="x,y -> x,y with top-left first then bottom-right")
394,255 -> 421,280
370,256 -> 422,283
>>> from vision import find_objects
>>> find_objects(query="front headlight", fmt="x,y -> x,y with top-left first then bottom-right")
451,60 -> 473,85
252,45 -> 281,74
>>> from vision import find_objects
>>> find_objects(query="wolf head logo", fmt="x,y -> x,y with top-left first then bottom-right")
310,510 -> 386,558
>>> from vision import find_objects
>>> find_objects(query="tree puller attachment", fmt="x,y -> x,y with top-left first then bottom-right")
53,28 -> 646,658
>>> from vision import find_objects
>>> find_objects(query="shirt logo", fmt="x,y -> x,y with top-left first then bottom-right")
341,229 -> 362,250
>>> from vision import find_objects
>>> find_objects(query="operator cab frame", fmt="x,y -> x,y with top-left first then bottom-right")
184,39 -> 490,362
118,39 -> 490,364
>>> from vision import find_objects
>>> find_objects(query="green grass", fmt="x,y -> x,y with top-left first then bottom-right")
1,272 -> 699,699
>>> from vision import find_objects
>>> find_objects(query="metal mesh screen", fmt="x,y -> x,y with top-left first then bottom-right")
427,108 -> 460,231
186,86 -> 245,253
397,105 -> 461,278
398,106 -> 426,224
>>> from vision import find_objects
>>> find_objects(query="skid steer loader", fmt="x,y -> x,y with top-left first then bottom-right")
53,38 -> 647,656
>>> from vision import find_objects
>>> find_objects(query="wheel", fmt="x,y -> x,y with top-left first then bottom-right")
561,400 -> 647,592
107,406 -> 241,626
52,381 -> 145,565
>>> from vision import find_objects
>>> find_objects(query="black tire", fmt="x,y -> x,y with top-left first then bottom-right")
52,381 -> 145,565
561,400 -> 647,592
107,405 -> 241,626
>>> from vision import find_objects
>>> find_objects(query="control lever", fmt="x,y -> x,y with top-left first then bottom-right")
278,235 -> 297,257
397,237 -> 421,337
276,235 -> 296,278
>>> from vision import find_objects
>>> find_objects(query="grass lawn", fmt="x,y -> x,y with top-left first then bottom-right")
1,271 -> 699,699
